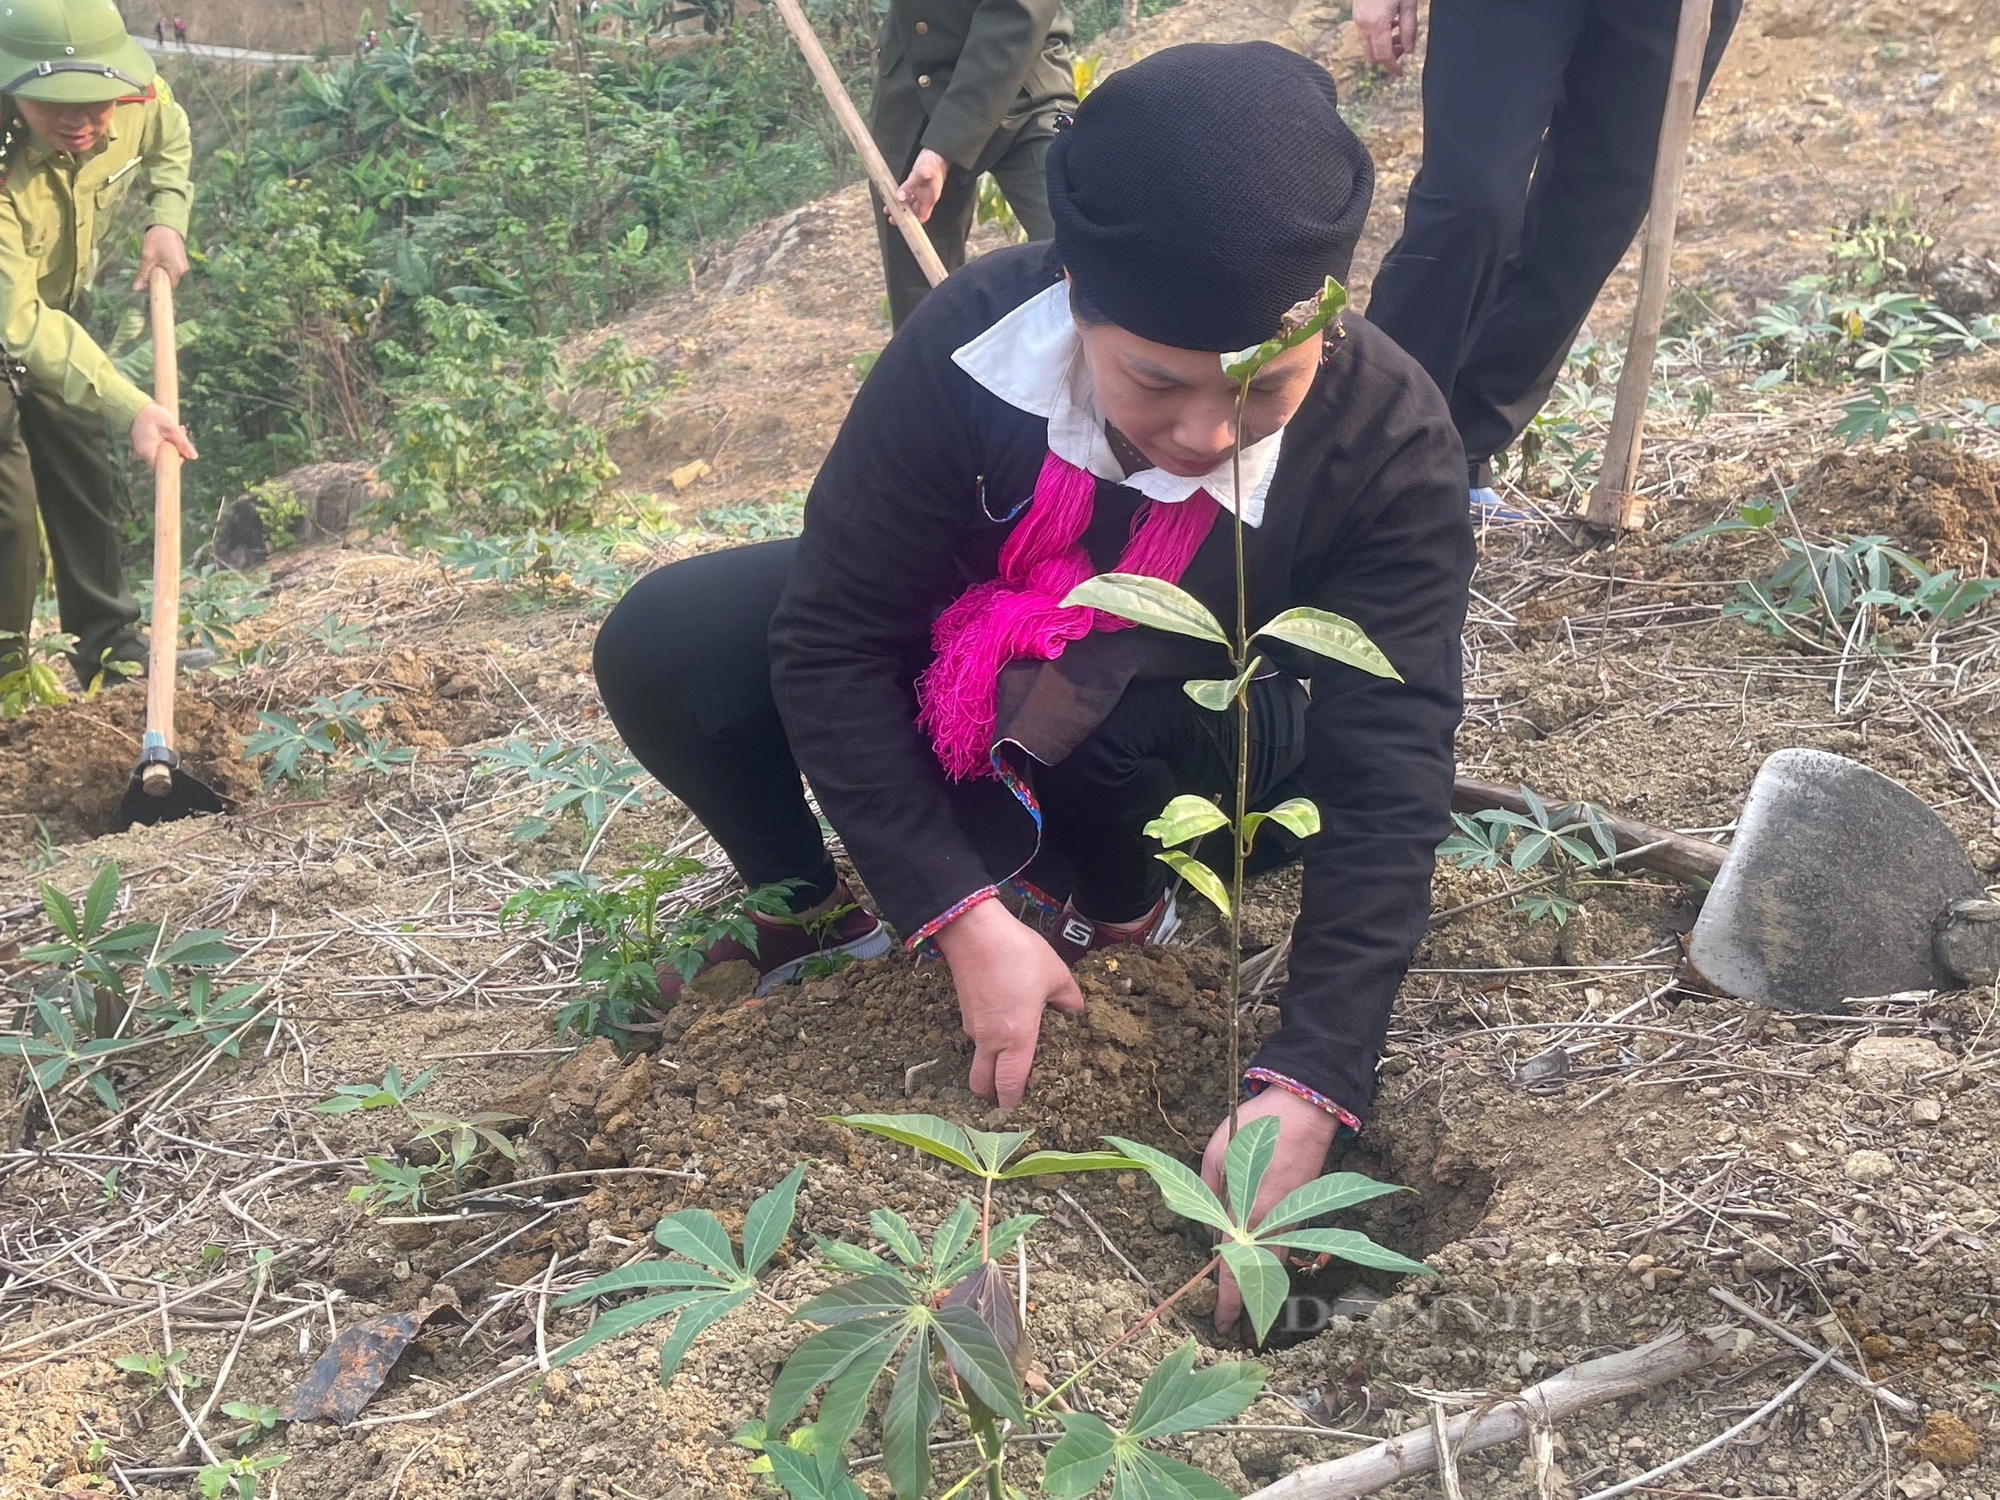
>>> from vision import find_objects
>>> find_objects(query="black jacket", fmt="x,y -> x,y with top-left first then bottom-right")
770,245 -> 1473,1121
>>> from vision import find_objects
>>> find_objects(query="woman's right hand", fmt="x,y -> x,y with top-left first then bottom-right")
131,402 -> 198,467
935,898 -> 1085,1108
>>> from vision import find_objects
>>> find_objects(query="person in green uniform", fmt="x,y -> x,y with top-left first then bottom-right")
0,0 -> 198,686
872,0 -> 1075,329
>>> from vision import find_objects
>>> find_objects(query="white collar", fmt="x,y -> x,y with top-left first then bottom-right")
950,281 -> 1281,527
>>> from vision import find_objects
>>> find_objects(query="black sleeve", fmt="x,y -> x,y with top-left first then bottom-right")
1250,340 -> 1473,1123
767,269 -> 1023,939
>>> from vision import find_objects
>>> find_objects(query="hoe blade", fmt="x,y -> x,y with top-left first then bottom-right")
1687,748 -> 1982,1012
116,761 -> 230,830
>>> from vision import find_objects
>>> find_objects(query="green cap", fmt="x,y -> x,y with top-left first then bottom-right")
0,0 -> 155,103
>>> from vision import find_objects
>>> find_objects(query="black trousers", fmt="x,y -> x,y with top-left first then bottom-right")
0,382 -> 142,681
594,541 -> 1307,927
873,135 -> 1055,332
1366,0 -> 1741,483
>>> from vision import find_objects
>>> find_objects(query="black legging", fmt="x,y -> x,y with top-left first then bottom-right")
594,540 -> 1308,927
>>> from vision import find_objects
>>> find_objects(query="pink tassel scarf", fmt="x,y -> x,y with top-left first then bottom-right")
916,451 -> 1221,781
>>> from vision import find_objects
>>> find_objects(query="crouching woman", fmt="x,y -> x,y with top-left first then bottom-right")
595,42 -> 1473,1330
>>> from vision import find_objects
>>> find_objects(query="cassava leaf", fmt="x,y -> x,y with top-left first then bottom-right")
1125,1340 -> 1268,1439
1000,1148 -> 1145,1179
870,1208 -> 926,1267
832,1113 -> 981,1174
1142,796 -> 1230,850
1101,1136 -> 1232,1233
1119,1447 -> 1241,1500
932,1303 -> 1027,1423
812,1324 -> 907,1452
795,1273 -> 918,1325
928,1200 -> 979,1276
881,1332 -> 941,1500
763,1439 -> 869,1500
659,1287 -> 751,1385
812,1236 -> 895,1277
1255,1171 -> 1407,1235
1256,1227 -> 1434,1276
743,1163 -> 806,1275
548,1290 -> 710,1367
654,1209 -> 740,1275
1217,1242 -> 1289,1343
963,1126 -> 1036,1175
768,1316 -> 906,1433
1222,1115 -> 1280,1228
1254,606 -> 1401,680
1044,1413 -> 1118,1500
554,1261 -> 734,1306
1060,574 -> 1229,647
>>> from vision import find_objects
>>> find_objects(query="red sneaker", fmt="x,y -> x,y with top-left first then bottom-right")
1050,892 -> 1180,966
657,879 -> 892,1002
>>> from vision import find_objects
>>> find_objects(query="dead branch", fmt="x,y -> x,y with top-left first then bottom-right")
1242,1324 -> 1738,1500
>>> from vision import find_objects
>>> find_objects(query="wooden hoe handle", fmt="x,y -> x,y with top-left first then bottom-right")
141,266 -> 182,795
769,0 -> 950,289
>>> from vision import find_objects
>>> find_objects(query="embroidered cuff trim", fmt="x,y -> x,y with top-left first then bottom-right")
1243,1067 -> 1364,1134
908,884 -> 999,952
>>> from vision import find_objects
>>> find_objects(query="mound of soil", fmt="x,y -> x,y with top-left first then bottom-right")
0,684 -> 254,844
1795,442 -> 2000,571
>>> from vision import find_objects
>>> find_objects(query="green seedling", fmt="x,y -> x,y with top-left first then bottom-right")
220,1402 -> 285,1447
196,1452 -> 288,1500
0,628 -> 72,716
312,1063 -> 436,1113
474,736 -> 653,839
243,688 -> 394,788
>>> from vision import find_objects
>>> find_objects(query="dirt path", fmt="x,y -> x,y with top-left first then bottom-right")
3,3 -> 2000,1500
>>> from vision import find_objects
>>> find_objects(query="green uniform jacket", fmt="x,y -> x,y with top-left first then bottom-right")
873,0 -> 1074,173
0,77 -> 193,425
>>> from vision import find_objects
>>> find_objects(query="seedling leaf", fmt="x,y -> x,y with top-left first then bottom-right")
658,1287 -> 753,1385
1256,1171 -> 1407,1235
1143,796 -> 1230,849
1217,1241 -> 1289,1342
1257,1227 -> 1435,1276
1000,1148 -> 1144,1179
554,1262 -> 734,1305
654,1209 -> 740,1275
1222,1114 -> 1280,1227
1126,1340 -> 1267,1438
1157,850 -> 1231,918
832,1113 -> 982,1175
1045,1412 -> 1118,1500
1061,574 -> 1229,647
1101,1135 -> 1232,1233
881,1329 -> 941,1500
1255,606 -> 1401,680
548,1290 -> 710,1366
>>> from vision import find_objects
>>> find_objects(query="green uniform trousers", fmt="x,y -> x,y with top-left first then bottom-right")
874,133 -> 1056,331
0,381 -> 142,683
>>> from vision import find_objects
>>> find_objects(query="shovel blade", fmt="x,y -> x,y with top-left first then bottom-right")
116,762 -> 230,830
1687,748 -> 1982,1012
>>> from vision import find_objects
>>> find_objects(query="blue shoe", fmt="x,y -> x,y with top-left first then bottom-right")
1470,486 -> 1531,525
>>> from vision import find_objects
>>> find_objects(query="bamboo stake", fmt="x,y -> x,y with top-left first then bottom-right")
1583,0 -> 1712,530
768,0 -> 949,288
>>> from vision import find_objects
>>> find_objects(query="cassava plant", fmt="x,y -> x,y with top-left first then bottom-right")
555,1111 -> 1431,1500
1061,279 -> 1402,1130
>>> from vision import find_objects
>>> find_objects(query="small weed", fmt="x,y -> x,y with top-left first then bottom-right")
244,689 -> 405,788
300,614 -> 375,655
24,819 -> 64,874
501,853 -> 796,1040
219,1402 -> 285,1447
474,737 -> 654,839
195,1452 -> 288,1500
1439,788 -> 1619,927
113,1348 -> 196,1391
347,1156 -> 431,1213
697,491 -> 806,540
0,629 -> 74,716
312,1063 -> 436,1113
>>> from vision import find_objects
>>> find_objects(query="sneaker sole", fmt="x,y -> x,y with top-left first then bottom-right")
1149,892 -> 1182,946
754,925 -> 895,996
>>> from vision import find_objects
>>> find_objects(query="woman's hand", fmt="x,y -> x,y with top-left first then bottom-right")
1351,0 -> 1419,74
134,225 -> 190,289
1201,1087 -> 1338,1333
131,403 -> 197,466
936,898 -> 1084,1107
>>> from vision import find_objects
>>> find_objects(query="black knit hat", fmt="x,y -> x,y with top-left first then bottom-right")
1047,41 -> 1374,352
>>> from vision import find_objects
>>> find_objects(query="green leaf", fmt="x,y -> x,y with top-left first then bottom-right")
1217,1242 -> 1289,1343
554,1261 -> 734,1306
768,1317 -> 907,1433
659,1286 -> 752,1385
980,1213 -> 1041,1267
1044,1412 -> 1118,1500
1222,277 -> 1348,383
1060,574 -> 1229,647
1255,1172 -> 1406,1236
80,862 -> 120,941
1157,851 -> 1230,918
870,1208 -> 926,1267
1222,1115 -> 1280,1228
1182,655 -> 1261,713
764,1440 -> 868,1500
40,878 -> 80,942
964,1126 -> 1037,1175
1241,797 -> 1320,848
795,1273 -> 918,1325
1142,796 -> 1230,850
654,1209 -> 740,1276
1256,1227 -> 1435,1276
1254,607 -> 1402,680
1126,1340 -> 1267,1439
1119,1448 -> 1240,1500
929,1200 -> 979,1277
932,1304 -> 1027,1423
1000,1148 -> 1145,1180
812,1323 -> 907,1452
1101,1136 -> 1232,1233
549,1290 -> 711,1366
832,1113 -> 982,1175
813,1237 -> 896,1278
881,1334 -> 941,1500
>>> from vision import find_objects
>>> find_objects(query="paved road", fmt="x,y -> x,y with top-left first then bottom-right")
133,35 -> 314,65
